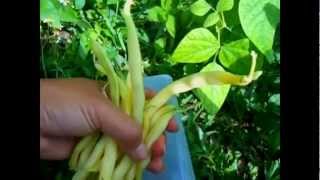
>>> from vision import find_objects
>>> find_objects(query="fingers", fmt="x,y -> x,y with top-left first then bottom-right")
147,118 -> 177,173
95,101 -> 147,161
151,134 -> 166,157
40,135 -> 76,160
147,134 -> 166,173
147,157 -> 164,173
145,88 -> 156,100
166,118 -> 178,132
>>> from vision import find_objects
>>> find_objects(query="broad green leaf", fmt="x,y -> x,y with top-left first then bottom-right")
194,62 -> 230,115
239,0 -> 280,59
147,6 -> 167,22
203,12 -> 220,27
161,0 -> 172,11
216,0 -> 234,12
75,0 -> 86,9
171,28 -> 219,63
40,0 -> 61,28
40,0 -> 57,20
40,0 -> 79,28
166,14 -> 176,38
58,6 -> 79,23
190,0 -> 211,16
219,38 -> 251,74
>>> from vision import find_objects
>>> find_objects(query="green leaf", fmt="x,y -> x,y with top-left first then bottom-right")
171,28 -> 220,63
40,0 -> 57,20
117,30 -> 127,52
268,128 -> 280,153
40,0 -> 79,28
190,0 -> 211,16
216,0 -> 234,12
138,29 -> 150,43
106,0 -> 118,5
239,0 -> 280,59
166,14 -> 176,38
161,0 -> 172,11
147,6 -> 167,22
203,12 -> 220,27
155,37 -> 166,50
268,93 -> 280,115
266,160 -> 280,180
194,62 -> 230,115
40,0 -> 61,28
58,6 -> 79,22
219,38 -> 252,74
75,0 -> 86,9
78,32 -> 90,60
268,93 -> 280,106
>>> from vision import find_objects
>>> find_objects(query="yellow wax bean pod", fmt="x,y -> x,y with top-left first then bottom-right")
72,169 -> 91,180
78,135 -> 100,169
83,136 -> 106,172
125,164 -> 136,180
122,0 -> 145,124
146,109 -> 175,149
112,155 -> 133,180
99,137 -> 118,180
150,105 -> 174,128
145,51 -> 262,120
69,133 -> 98,170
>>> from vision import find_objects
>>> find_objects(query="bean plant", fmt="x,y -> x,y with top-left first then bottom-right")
40,0 -> 280,179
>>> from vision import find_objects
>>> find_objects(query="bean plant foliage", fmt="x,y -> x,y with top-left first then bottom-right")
40,0 -> 280,179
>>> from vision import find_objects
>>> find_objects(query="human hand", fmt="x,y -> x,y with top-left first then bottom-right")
40,78 -> 177,173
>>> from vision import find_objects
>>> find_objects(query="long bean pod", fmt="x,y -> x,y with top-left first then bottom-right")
122,0 -> 145,124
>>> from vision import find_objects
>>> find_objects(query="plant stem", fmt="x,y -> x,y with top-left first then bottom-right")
41,43 -> 48,78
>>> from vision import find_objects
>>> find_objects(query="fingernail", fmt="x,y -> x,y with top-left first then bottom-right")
133,144 -> 147,160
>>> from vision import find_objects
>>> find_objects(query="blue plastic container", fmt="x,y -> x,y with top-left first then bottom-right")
143,75 -> 195,180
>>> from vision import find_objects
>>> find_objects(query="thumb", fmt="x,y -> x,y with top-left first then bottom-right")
94,101 -> 147,161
